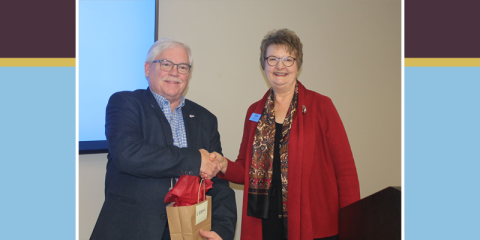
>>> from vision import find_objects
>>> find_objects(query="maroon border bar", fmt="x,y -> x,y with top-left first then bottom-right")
405,0 -> 480,58
0,0 -> 75,58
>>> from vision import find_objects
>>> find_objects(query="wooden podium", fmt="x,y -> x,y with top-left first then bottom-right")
338,186 -> 401,240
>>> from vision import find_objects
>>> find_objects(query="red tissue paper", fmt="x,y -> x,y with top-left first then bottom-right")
164,175 -> 213,207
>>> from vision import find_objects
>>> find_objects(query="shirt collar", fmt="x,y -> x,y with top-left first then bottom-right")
150,88 -> 185,111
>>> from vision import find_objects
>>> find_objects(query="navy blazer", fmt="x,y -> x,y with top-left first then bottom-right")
91,88 -> 236,240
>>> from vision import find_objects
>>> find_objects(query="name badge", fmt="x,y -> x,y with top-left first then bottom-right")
249,113 -> 261,122
195,200 -> 208,225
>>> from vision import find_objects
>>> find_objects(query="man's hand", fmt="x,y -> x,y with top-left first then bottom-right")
209,151 -> 228,174
199,149 -> 222,179
199,229 -> 222,240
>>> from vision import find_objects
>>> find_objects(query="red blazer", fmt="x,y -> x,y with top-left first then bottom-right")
220,81 -> 360,239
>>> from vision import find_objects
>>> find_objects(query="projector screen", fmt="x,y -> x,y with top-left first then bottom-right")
79,0 -> 157,153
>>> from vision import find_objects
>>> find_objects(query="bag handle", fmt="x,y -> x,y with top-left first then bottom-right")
197,178 -> 206,203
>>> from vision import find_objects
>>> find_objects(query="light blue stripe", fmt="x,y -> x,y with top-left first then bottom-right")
0,67 -> 75,239
405,67 -> 480,239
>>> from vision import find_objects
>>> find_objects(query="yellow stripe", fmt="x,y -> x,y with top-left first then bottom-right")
405,58 -> 480,67
0,58 -> 76,67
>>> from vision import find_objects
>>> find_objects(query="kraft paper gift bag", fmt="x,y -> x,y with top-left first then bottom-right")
165,176 -> 213,240
166,196 -> 212,240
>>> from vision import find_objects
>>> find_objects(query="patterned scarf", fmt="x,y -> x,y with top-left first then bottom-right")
247,83 -> 298,220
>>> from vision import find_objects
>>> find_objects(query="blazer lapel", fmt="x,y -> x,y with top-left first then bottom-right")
181,100 -> 199,149
143,88 -> 174,145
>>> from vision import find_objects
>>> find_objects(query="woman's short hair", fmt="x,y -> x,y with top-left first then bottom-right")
145,37 -> 192,65
260,29 -> 303,70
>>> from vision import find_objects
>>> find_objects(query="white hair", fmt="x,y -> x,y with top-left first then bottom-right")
145,37 -> 192,65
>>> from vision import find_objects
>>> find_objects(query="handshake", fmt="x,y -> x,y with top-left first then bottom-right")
199,149 -> 228,179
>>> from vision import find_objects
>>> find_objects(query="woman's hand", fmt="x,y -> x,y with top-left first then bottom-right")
199,229 -> 222,240
209,151 -> 228,174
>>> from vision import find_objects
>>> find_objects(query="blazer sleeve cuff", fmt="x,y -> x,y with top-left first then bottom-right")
218,158 -> 244,184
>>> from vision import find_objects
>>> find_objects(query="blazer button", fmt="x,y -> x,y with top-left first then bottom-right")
161,214 -> 166,220
188,171 -> 193,175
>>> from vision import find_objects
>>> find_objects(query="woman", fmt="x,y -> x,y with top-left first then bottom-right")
216,29 -> 360,240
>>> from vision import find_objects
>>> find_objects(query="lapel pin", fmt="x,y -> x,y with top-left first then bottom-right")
189,115 -> 195,118
302,105 -> 306,114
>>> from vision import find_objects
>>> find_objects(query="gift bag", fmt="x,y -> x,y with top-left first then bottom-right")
165,176 -> 213,240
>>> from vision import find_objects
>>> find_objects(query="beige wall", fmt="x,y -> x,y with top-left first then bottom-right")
80,0 -> 401,239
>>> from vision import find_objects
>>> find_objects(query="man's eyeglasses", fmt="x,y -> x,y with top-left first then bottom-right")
152,59 -> 191,74
265,56 -> 296,67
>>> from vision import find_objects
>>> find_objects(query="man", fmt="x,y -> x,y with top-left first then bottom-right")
90,38 -> 236,240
